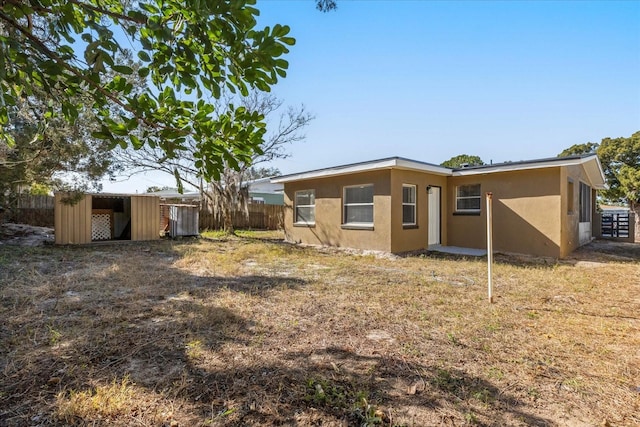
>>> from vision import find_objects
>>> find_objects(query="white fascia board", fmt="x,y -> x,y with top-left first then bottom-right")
395,158 -> 453,175
271,158 -> 452,183
582,156 -> 608,190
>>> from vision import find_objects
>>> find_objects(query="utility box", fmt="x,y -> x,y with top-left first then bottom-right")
55,193 -> 160,244
165,204 -> 199,237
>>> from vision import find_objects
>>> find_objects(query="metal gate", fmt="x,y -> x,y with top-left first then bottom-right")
601,213 -> 630,238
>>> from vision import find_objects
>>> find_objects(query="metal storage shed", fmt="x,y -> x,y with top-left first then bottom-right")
54,193 -> 160,244
160,204 -> 199,237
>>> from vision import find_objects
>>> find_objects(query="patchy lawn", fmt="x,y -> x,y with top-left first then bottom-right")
0,233 -> 638,426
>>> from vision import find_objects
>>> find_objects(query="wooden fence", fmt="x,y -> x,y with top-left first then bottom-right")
2,194 -> 284,232
2,195 -> 55,227
199,204 -> 284,231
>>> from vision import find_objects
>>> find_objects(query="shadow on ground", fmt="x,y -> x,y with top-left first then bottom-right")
0,240 -> 557,426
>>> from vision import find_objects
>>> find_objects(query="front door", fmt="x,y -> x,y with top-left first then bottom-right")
428,186 -> 441,245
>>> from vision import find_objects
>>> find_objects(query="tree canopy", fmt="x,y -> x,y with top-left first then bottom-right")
0,0 -> 295,181
558,132 -> 639,206
440,154 -> 485,169
0,84 -> 118,202
117,91 -> 312,233
557,142 -> 598,157
597,131 -> 640,206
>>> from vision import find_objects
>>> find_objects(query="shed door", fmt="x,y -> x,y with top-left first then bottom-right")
428,186 -> 441,245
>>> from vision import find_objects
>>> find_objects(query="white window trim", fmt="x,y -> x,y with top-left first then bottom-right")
343,184 -> 374,226
294,189 -> 315,225
402,184 -> 417,226
456,184 -> 481,213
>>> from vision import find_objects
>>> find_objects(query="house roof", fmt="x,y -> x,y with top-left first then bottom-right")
452,154 -> 607,190
271,157 -> 452,183
271,154 -> 607,190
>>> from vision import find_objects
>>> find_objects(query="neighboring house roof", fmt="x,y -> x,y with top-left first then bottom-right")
271,154 -> 607,190
148,189 -> 200,200
244,177 -> 284,194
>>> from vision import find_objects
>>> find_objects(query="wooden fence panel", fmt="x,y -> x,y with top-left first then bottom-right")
3,195 -> 55,227
199,204 -> 284,231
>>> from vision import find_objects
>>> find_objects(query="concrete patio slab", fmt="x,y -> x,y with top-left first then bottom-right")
428,244 -> 487,257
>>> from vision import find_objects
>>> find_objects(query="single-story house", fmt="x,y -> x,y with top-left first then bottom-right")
272,154 -> 606,258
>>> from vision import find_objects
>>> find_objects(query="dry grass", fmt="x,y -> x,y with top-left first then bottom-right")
0,233 -> 638,426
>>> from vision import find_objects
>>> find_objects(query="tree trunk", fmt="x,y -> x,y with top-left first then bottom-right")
222,203 -> 234,235
632,201 -> 640,243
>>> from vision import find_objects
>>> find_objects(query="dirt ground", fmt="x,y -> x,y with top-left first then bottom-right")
0,228 -> 638,426
0,223 -> 54,246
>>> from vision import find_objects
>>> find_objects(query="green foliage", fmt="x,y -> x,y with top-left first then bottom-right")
245,166 -> 281,180
557,142 -> 598,157
0,84 -> 118,203
145,185 -> 172,193
0,0 -> 295,180
558,131 -> 639,207
441,154 -> 485,169
305,378 -> 347,407
28,182 -> 51,195
598,131 -> 640,204
316,0 -> 338,12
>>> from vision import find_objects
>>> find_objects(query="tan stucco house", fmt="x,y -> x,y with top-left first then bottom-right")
272,154 -> 606,258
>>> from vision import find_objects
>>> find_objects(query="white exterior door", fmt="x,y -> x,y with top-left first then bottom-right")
428,186 -> 441,245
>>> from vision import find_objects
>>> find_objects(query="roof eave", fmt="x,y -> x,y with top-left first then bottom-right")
271,157 -> 452,183
453,154 -> 607,189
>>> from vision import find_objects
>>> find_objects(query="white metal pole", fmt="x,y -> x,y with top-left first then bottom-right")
486,192 -> 494,303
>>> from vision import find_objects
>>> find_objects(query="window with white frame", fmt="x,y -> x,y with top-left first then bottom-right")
402,184 -> 416,225
456,184 -> 481,212
343,184 -> 374,225
295,190 -> 315,224
579,182 -> 591,222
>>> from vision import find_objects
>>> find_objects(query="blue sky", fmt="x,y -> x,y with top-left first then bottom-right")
104,0 -> 640,192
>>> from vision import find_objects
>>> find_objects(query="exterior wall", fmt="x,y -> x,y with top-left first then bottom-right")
249,192 -> 285,205
389,169 -> 448,252
131,195 -> 160,241
283,170 -> 392,252
560,164 -> 598,257
448,168 -> 562,258
55,193 -> 93,244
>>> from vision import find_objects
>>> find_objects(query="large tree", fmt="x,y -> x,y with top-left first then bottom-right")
440,154 -> 485,169
559,131 -> 640,242
117,91 -> 313,233
0,0 -> 296,182
0,84 -> 119,210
